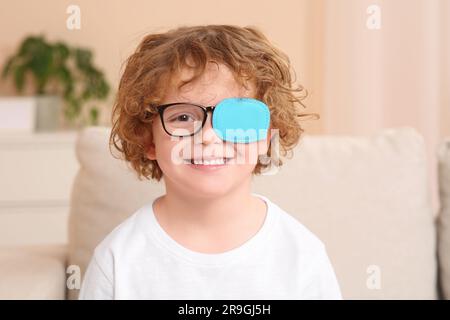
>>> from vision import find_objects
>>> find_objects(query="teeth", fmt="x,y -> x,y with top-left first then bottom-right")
192,158 -> 226,165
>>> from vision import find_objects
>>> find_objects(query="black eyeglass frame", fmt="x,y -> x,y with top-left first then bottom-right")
154,102 -> 217,138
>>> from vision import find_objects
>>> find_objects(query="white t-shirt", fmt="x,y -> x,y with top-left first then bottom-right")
78,193 -> 342,300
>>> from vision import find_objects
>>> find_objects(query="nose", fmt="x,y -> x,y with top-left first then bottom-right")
200,109 -> 222,145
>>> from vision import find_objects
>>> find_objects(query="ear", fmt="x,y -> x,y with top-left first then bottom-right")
146,136 -> 157,160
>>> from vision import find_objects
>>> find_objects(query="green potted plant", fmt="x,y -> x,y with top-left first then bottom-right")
0,34 -> 110,132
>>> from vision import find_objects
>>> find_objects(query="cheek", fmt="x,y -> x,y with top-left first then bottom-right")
156,140 -> 186,169
156,137 -> 199,176
232,142 -> 265,166
151,126 -> 177,166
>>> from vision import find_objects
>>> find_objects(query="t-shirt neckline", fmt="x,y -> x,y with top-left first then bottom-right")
144,193 -> 276,267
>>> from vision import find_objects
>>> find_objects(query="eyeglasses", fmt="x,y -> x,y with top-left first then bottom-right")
155,102 -> 216,138
153,97 -> 271,143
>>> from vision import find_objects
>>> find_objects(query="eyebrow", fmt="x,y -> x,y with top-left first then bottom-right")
166,96 -> 249,105
156,101 -> 217,108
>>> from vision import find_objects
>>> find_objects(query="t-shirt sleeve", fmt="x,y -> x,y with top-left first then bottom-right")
78,254 -> 114,300
315,247 -> 343,299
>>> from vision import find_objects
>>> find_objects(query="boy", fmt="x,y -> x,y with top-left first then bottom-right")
79,24 -> 342,299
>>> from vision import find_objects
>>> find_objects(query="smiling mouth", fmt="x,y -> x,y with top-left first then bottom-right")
183,157 -> 232,165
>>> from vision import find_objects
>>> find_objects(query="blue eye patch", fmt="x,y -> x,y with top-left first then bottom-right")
212,97 -> 270,143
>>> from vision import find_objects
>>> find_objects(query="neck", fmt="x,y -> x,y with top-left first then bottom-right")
153,176 -> 267,254
159,177 -> 255,231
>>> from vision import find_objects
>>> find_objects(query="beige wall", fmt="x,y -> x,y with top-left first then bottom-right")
0,0 -> 322,133
318,0 -> 449,213
0,0 -> 448,212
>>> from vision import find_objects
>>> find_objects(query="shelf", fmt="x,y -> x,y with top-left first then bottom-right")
0,130 -> 80,245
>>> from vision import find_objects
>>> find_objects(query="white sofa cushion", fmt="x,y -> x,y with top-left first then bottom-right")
67,127 -> 165,299
0,244 -> 67,299
252,127 -> 437,299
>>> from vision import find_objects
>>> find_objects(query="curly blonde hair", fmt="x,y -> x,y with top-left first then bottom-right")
110,24 -> 319,181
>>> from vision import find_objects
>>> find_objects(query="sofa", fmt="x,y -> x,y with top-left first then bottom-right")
0,126 -> 448,299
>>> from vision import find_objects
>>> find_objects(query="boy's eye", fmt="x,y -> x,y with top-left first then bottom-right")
168,113 -> 196,122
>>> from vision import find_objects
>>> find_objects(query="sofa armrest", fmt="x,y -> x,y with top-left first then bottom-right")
0,244 -> 68,299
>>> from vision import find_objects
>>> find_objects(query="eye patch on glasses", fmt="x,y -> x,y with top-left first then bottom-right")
212,97 -> 270,143
155,97 -> 271,144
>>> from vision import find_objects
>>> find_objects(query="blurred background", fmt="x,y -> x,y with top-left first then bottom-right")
0,0 -> 448,249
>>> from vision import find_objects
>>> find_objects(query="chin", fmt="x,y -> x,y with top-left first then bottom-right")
183,179 -> 235,198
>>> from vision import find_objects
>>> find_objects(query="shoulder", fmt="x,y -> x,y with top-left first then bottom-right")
91,202 -> 153,265
79,202 -> 153,298
265,196 -> 326,253
262,196 -> 342,299
266,198 -> 324,248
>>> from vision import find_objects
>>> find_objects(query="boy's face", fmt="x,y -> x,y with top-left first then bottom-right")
146,62 -> 270,198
